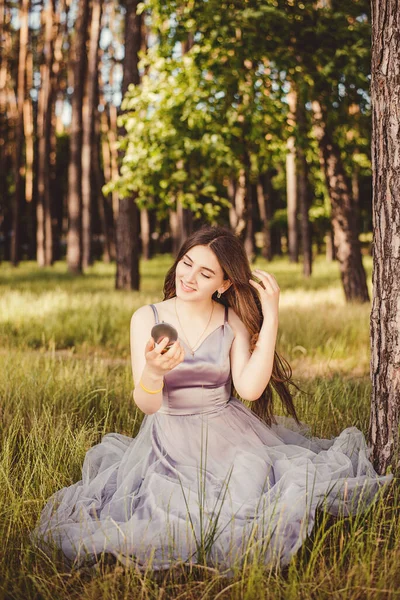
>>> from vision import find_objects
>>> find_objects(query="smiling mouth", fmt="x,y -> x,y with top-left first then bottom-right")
181,281 -> 196,292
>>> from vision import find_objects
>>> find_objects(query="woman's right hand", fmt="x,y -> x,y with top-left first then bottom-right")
144,336 -> 185,377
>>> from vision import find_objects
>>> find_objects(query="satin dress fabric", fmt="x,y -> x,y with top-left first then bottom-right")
32,303 -> 393,572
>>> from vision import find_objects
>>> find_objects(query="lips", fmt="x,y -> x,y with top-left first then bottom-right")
181,280 -> 196,292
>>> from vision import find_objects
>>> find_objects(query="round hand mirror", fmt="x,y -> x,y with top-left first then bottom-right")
151,322 -> 179,354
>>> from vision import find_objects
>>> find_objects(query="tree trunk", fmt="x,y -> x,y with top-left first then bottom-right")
296,86 -> 312,277
233,168 -> 246,238
82,0 -> 103,269
312,100 -> 369,302
11,0 -> 30,265
256,174 -> 272,261
107,103 -> 120,232
23,49 -> 34,205
23,46 -> 35,258
115,0 -> 141,290
369,0 -> 400,475
67,0 -> 89,273
140,208 -> 151,260
325,227 -> 336,261
169,208 -> 180,258
227,178 -> 237,230
93,107 -> 112,263
286,85 -> 298,263
115,198 -> 139,288
0,0 -> 9,249
37,0 -> 57,267
297,155 -> 312,277
243,179 -> 256,263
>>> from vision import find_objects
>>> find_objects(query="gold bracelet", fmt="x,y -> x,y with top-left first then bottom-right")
139,379 -> 164,394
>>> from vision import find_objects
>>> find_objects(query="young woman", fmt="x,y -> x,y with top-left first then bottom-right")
33,225 -> 392,572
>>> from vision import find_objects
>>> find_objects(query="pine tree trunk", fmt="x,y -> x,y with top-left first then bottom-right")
11,0 -> 30,265
169,208 -> 180,258
93,106 -> 112,263
100,106 -> 117,260
82,0 -> 103,269
23,49 -> 33,205
312,100 -> 369,302
0,0 -> 9,248
296,86 -> 312,277
241,141 -> 256,262
243,179 -> 256,263
325,227 -> 336,261
140,209 -> 151,260
227,178 -> 237,230
37,0 -> 56,267
67,0 -> 89,273
256,174 -> 272,261
115,0 -> 141,290
233,169 -> 246,238
286,85 -> 298,263
23,47 -> 35,258
369,0 -> 400,474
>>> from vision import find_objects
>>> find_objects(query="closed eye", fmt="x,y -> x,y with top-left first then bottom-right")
183,261 -> 211,279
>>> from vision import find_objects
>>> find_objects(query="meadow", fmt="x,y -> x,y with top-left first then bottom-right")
0,255 -> 399,600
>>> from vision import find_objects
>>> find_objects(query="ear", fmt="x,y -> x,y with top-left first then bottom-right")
218,280 -> 232,295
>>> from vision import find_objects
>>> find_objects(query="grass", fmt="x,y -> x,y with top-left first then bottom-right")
0,254 -> 399,599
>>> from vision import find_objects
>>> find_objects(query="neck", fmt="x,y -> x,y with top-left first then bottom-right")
175,295 -> 214,319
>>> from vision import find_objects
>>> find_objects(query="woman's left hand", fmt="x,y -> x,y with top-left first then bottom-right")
249,269 -> 280,321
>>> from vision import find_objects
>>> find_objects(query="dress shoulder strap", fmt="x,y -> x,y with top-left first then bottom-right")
149,304 -> 159,324
224,304 -> 228,323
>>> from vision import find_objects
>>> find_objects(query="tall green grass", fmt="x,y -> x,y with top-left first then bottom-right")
1,255 -> 399,599
0,256 -> 372,372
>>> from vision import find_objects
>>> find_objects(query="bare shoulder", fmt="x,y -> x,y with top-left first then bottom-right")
130,304 -> 154,327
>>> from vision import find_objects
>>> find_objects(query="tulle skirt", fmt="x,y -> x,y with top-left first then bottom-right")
32,397 -> 393,571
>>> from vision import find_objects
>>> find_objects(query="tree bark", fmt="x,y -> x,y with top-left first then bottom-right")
242,148 -> 256,263
312,100 -> 369,302
115,0 -> 141,290
93,105 -> 112,263
233,169 -> 246,238
37,0 -> 57,267
67,0 -> 89,273
369,0 -> 400,475
140,208 -> 151,260
99,107 -> 116,260
0,0 -> 9,246
286,85 -> 299,263
325,227 -> 336,261
256,173 -> 272,261
82,0 -> 103,269
296,87 -> 312,277
11,0 -> 30,265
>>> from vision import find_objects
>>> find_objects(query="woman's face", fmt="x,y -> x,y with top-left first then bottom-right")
175,245 -> 230,301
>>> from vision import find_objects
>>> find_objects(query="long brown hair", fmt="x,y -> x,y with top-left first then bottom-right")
163,225 -> 300,427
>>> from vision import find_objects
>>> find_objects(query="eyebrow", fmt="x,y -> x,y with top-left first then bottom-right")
184,254 -> 216,275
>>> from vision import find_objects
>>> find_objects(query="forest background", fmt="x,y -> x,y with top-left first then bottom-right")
1,0 -> 400,599
1,0 -> 371,302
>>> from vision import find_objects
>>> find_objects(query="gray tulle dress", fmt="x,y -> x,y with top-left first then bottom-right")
33,303 -> 393,571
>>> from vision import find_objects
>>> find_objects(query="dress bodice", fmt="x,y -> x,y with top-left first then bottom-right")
149,303 -> 235,416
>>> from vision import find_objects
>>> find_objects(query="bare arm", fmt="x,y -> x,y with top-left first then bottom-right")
130,306 -> 184,414
229,270 -> 280,401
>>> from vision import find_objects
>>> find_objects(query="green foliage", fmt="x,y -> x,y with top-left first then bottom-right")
109,0 -> 373,230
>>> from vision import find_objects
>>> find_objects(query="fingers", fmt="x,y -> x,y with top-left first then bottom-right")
151,337 -> 185,364
250,269 -> 280,294
153,336 -> 171,354
163,339 -> 183,360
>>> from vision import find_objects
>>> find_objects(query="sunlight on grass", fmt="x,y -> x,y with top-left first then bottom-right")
0,255 -> 373,375
2,255 -> 398,600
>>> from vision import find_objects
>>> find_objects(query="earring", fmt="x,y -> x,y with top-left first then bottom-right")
217,291 -> 222,298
